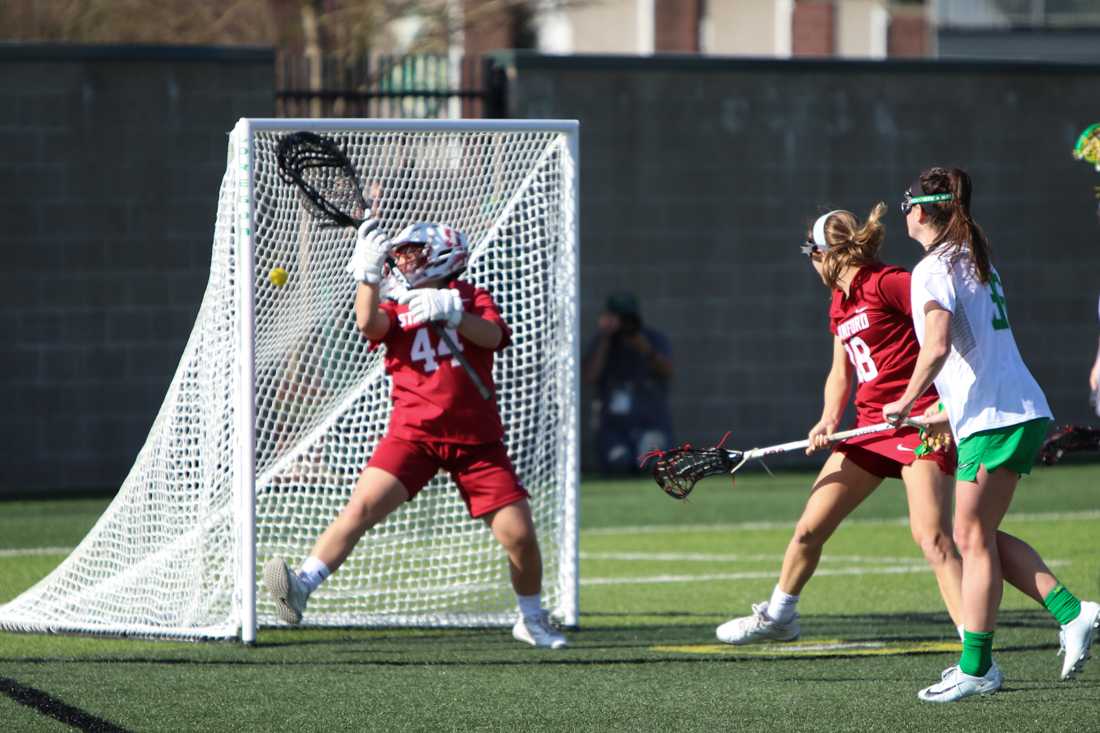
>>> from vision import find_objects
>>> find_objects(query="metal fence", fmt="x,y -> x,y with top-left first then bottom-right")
275,52 -> 503,119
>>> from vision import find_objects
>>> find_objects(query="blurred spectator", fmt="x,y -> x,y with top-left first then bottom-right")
582,292 -> 674,474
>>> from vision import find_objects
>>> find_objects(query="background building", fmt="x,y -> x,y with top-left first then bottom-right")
936,0 -> 1100,62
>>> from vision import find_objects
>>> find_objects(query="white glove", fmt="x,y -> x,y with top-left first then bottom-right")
397,288 -> 464,329
345,219 -> 391,285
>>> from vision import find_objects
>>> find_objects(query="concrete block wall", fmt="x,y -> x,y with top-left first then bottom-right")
492,53 -> 1100,470
1,45 -> 273,495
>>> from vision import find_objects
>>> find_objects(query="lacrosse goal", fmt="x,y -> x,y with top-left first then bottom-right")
0,118 -> 579,642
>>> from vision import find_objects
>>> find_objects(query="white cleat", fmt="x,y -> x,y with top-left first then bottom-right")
263,557 -> 309,625
918,662 -> 1003,703
716,601 -> 800,645
513,611 -> 567,649
1059,600 -> 1100,680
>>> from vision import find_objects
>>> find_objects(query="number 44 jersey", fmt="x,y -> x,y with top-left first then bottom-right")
373,280 -> 510,444
829,263 -> 941,427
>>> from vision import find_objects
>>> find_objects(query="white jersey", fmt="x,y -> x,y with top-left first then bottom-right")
910,248 -> 1052,441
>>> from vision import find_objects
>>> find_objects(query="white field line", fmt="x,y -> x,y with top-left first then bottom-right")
581,551 -> 927,564
583,565 -> 926,586
0,547 -> 73,558
582,509 -> 1100,537
583,559 -> 1067,587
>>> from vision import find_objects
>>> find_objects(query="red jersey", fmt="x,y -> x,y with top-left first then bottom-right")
371,280 -> 511,444
829,263 -> 939,427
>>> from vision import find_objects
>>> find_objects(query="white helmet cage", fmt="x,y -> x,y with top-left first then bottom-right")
389,222 -> 470,288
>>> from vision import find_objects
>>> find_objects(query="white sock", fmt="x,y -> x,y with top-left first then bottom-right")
517,592 -> 542,619
957,624 -> 965,642
766,584 -> 799,623
297,556 -> 331,593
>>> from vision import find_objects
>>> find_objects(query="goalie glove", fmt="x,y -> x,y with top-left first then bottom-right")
397,288 -> 464,329
346,219 -> 391,285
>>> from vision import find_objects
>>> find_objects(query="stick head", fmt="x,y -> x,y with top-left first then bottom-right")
640,436 -> 742,500
1073,123 -> 1100,171
276,131 -> 367,228
1038,424 -> 1100,466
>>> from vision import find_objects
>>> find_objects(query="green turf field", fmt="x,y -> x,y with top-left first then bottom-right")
2,465 -> 1099,731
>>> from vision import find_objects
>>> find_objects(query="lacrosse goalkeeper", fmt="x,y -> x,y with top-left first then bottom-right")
716,204 -> 966,646
263,219 -> 566,649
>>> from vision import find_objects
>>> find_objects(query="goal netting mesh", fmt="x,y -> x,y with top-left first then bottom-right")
0,119 -> 579,640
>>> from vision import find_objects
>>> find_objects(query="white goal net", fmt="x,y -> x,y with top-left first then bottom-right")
0,119 -> 579,641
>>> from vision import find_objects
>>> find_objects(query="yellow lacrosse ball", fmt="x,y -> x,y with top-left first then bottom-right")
269,267 -> 289,287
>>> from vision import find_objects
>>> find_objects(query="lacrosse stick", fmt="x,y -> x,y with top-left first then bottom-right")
641,421 -> 923,500
1073,123 -> 1100,171
276,131 -> 492,400
1038,424 -> 1100,466
1072,122 -> 1100,219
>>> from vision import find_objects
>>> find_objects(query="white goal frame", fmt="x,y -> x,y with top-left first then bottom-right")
0,118 -> 580,643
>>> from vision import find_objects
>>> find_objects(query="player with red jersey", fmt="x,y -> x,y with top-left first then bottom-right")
264,219 -> 566,649
716,203 -> 963,645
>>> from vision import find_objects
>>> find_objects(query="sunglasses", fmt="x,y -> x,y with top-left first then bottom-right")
900,192 -> 954,215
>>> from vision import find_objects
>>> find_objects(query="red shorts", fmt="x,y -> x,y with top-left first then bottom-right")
833,425 -> 957,479
367,435 -> 528,518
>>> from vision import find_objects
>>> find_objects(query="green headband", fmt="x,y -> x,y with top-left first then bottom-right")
909,193 -> 954,205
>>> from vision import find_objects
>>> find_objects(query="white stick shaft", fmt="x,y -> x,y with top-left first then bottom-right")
742,421 -> 906,461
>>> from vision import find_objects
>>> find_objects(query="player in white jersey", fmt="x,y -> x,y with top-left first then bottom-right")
882,167 -> 1100,702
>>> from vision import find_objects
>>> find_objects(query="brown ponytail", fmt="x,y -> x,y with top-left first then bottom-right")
916,167 -> 993,283
808,202 -> 887,290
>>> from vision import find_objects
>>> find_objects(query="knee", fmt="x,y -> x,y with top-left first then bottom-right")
912,528 -> 956,566
489,509 -> 538,556
952,521 -> 990,557
501,525 -> 538,556
342,496 -> 381,531
791,522 -> 825,552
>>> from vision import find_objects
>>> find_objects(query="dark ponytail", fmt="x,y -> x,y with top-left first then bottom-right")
916,167 -> 992,283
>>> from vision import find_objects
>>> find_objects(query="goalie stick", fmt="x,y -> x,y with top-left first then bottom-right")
276,131 -> 492,400
641,420 -> 925,499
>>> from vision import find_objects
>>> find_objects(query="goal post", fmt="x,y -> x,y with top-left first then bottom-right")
0,118 -> 580,642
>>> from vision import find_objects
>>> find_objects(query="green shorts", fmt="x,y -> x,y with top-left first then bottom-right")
955,418 -> 1051,482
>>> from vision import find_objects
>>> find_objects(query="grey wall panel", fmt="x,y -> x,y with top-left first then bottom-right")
493,53 -> 1100,470
2,45 -> 273,495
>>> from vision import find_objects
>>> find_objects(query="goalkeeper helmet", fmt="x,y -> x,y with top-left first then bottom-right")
390,222 -> 470,287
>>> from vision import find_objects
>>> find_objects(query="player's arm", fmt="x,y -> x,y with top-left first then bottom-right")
807,336 -> 854,454
916,401 -> 949,425
354,281 -> 391,340
456,312 -> 503,350
348,219 -> 393,340
883,302 -> 951,422
1089,335 -> 1100,392
398,286 -> 505,349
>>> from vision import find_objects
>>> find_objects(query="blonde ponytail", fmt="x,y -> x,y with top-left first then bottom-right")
812,203 -> 886,290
